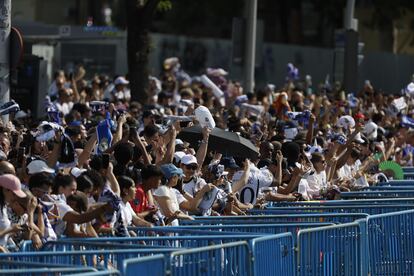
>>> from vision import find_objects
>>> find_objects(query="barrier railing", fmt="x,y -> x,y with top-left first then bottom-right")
269,198 -> 414,206
122,254 -> 165,276
0,248 -> 177,270
0,267 -> 100,275
297,220 -> 368,276
249,233 -> 296,276
341,191 -> 414,199
180,213 -> 368,225
168,241 -> 250,276
250,205 -> 414,215
368,209 -> 414,276
377,180 -> 414,186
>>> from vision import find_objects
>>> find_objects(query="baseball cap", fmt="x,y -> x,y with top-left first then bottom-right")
0,174 -> 26,198
114,76 -> 129,85
174,151 -> 186,164
181,154 -> 198,165
220,157 -> 240,170
208,163 -> 228,179
27,159 -> 55,174
363,122 -> 378,140
160,163 -> 184,180
70,167 -> 87,178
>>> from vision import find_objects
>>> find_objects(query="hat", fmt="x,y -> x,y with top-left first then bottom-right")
181,154 -> 198,165
114,76 -> 129,86
337,115 -> 355,129
354,113 -> 365,120
208,163 -> 228,179
354,132 -> 365,144
257,159 -> 274,169
0,174 -> 26,198
220,157 -> 239,170
174,151 -> 186,164
160,163 -> 184,179
363,122 -> 378,140
27,159 -> 55,174
70,167 -> 87,178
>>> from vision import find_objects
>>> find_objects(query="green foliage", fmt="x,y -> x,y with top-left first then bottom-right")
157,0 -> 172,12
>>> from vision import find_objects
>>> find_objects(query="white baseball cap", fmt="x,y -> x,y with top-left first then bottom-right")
174,151 -> 186,164
70,167 -> 87,178
181,154 -> 198,165
27,159 -> 55,174
114,76 -> 129,85
363,122 -> 378,140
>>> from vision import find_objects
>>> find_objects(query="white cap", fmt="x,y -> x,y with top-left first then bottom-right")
363,122 -> 378,140
407,82 -> 414,94
175,139 -> 184,146
354,132 -> 365,144
181,154 -> 198,165
70,167 -> 87,178
114,76 -> 129,85
174,151 -> 186,163
15,110 -> 28,119
27,159 -> 55,174
337,115 -> 355,129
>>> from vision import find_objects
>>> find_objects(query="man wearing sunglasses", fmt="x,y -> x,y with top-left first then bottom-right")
180,154 -> 207,198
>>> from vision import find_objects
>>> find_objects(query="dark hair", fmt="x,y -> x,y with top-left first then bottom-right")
118,176 -> 135,197
311,152 -> 324,164
350,148 -> 361,160
29,172 -> 54,191
67,191 -> 88,213
76,174 -> 94,193
84,169 -> 105,191
114,143 -> 134,166
90,155 -> 104,171
141,165 -> 163,181
53,173 -> 75,194
143,125 -> 159,138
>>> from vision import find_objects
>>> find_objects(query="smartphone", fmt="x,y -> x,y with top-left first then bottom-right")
102,153 -> 110,169
17,147 -> 25,164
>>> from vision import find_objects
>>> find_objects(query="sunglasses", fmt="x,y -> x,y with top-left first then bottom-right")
185,164 -> 198,170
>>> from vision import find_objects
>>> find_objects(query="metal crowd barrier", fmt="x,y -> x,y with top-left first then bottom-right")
367,209 -> 414,276
377,180 -> 414,186
122,255 -> 165,276
249,233 -> 296,276
297,220 -> 368,276
180,213 -> 368,225
169,241 -> 250,276
269,198 -> 414,207
341,190 -> 414,199
250,205 -> 414,215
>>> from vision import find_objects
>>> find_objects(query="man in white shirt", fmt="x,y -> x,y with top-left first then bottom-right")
305,153 -> 328,199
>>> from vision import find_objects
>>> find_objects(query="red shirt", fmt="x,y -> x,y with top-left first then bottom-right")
130,184 -> 148,213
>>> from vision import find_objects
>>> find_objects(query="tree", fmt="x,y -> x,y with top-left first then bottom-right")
126,0 -> 171,104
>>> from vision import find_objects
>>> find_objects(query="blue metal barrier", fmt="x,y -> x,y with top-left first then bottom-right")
297,220 -> 368,276
0,248 -> 177,270
362,186 -> 414,190
22,235 -> 264,252
0,267 -> 99,275
123,254 -> 165,276
180,213 -> 368,225
402,167 -> 414,173
250,205 -> 414,215
249,233 -> 295,276
140,223 -> 334,236
169,241 -> 250,276
341,191 -> 414,199
377,180 -> 414,186
269,198 -> 414,206
70,271 -> 121,276
368,209 -> 414,276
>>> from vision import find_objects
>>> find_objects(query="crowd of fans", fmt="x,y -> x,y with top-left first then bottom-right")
0,57 -> 413,251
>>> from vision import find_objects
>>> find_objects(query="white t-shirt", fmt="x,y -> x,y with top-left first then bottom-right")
55,101 -> 74,115
232,165 -> 273,204
113,201 -> 134,227
297,179 -> 311,201
0,206 -> 11,246
48,194 -> 74,237
153,186 -> 185,226
305,171 -> 327,198
182,177 -> 207,197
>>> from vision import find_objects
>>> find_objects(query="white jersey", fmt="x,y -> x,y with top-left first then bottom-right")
232,165 -> 273,204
